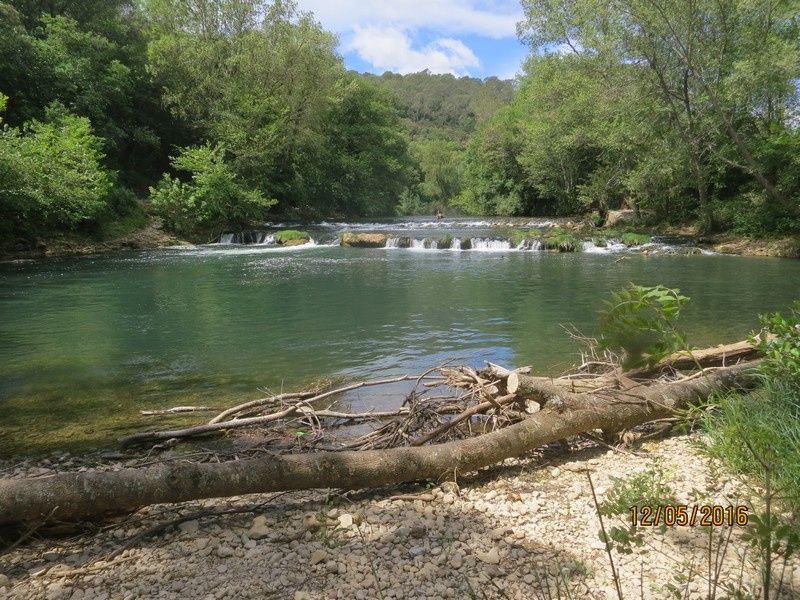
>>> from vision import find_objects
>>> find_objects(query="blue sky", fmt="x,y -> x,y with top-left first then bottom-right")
296,0 -> 530,80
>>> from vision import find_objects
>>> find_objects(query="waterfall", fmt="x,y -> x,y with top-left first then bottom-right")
410,238 -> 435,250
257,233 -> 275,245
517,239 -> 543,251
385,236 -> 400,248
450,238 -> 462,250
470,238 -> 513,252
218,233 -> 234,244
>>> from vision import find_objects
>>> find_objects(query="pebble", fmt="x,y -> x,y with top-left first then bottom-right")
2,434 -> 792,599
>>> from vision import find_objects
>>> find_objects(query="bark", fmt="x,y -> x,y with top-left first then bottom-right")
0,362 -> 755,525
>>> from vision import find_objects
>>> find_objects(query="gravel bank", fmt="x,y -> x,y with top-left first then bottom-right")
2,434 -> 798,599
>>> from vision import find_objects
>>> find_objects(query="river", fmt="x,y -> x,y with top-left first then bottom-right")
1,219 -> 798,455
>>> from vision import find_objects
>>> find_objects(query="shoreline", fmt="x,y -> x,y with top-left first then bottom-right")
2,433 -> 796,599
2,218 -> 798,262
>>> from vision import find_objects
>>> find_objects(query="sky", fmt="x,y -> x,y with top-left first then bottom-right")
296,0 -> 530,80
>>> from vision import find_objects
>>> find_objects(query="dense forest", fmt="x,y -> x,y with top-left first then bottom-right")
0,0 -> 798,245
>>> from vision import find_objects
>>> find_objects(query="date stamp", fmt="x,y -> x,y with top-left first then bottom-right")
630,504 -> 749,527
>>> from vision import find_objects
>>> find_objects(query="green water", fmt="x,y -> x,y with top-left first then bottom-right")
1,240 -> 799,455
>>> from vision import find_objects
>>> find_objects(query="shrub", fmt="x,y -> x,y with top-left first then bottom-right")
0,102 -> 112,236
274,230 -> 310,245
598,284 -> 690,369
621,232 -> 651,247
149,143 -> 275,238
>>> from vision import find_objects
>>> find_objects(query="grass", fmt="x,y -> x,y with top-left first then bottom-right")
437,234 -> 453,249
274,229 -> 310,244
621,232 -> 651,247
544,228 -> 581,252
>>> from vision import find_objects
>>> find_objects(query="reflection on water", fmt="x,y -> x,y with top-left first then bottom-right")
1,236 -> 798,455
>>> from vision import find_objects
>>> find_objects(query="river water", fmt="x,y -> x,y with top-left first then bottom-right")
1,219 -> 798,455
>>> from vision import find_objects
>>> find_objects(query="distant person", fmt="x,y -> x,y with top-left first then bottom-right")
436,209 -> 444,220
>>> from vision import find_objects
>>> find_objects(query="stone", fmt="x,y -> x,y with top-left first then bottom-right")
337,513 -> 354,529
216,546 -> 234,558
339,232 -> 388,248
325,561 -> 338,574
178,520 -> 199,535
0,575 -> 9,588
302,512 -> 323,532
477,548 -> 501,565
310,550 -> 327,565
294,592 -> 311,600
408,546 -> 426,558
449,553 -> 463,569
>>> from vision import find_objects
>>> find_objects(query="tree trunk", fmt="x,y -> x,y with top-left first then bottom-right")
0,362 -> 756,526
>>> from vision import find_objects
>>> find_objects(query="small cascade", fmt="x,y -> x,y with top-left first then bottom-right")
450,238 -> 462,250
218,233 -> 234,244
517,239 -> 543,251
257,233 -> 275,245
470,238 -> 513,252
385,236 -> 401,248
410,238 -> 435,250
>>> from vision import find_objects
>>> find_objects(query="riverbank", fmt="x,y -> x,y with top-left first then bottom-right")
0,219 -> 188,263
2,433 -> 796,599
2,217 -> 798,262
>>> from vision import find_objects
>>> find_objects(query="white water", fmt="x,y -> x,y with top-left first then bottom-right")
470,238 -> 514,252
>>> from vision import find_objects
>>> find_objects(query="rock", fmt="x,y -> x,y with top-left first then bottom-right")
43,551 -> 60,561
339,232 -> 388,248
309,550 -> 327,565
325,560 -> 338,574
604,209 -> 637,227
337,513 -> 354,529
410,524 -> 426,539
408,546 -> 426,558
248,516 -> 270,540
178,520 -> 199,535
449,553 -> 463,569
302,512 -> 323,532
216,545 -> 234,558
477,548 -> 501,564
0,574 -> 9,588
294,592 -> 311,600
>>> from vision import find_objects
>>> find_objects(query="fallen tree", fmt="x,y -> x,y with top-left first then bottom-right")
0,356 -> 757,525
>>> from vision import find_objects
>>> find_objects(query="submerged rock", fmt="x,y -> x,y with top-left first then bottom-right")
340,232 -> 388,248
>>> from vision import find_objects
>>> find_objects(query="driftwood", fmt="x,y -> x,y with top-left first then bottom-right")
0,357 -> 758,525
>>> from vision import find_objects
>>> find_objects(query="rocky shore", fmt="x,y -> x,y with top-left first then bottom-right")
2,434 -> 797,599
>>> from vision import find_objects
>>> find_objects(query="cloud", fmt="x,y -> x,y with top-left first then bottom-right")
347,27 -> 480,75
299,0 -> 521,39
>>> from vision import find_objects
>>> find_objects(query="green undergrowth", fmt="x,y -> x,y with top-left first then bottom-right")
274,229 -> 310,244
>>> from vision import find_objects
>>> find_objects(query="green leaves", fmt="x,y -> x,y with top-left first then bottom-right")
149,143 -> 275,238
598,284 -> 690,370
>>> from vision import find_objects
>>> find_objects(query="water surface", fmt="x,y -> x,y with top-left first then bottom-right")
1,222 -> 798,455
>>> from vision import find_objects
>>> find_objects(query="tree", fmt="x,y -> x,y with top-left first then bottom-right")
517,0 -> 800,229
149,143 -> 275,238
0,102 -> 112,237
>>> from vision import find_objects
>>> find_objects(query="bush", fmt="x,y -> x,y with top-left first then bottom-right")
598,284 -> 690,369
702,301 -> 800,511
274,230 -> 309,245
621,232 -> 651,247
0,102 -> 112,237
149,143 -> 275,239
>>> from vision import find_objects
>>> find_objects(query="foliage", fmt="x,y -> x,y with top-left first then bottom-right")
273,229 -> 309,244
598,284 -> 690,369
620,232 -> 650,247
0,103 -> 112,236
149,143 -> 274,238
544,230 -> 580,252
753,300 -> 800,389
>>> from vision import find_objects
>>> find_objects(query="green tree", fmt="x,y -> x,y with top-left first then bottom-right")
149,143 -> 275,238
0,102 -> 112,237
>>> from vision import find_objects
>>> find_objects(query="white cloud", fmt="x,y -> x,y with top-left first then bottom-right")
347,27 -> 480,75
298,0 -> 521,39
